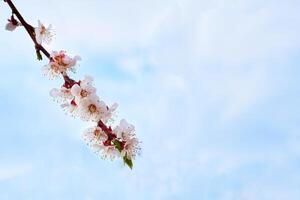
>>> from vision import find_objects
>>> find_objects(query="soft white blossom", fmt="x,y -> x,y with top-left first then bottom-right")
5,16 -> 20,31
5,21 -> 17,31
77,95 -> 103,122
61,101 -> 78,115
91,143 -> 119,160
35,20 -> 53,45
50,87 -> 73,102
42,51 -> 81,78
71,76 -> 96,103
78,94 -> 117,122
114,119 -> 140,160
102,103 -> 118,123
114,119 -> 135,140
82,126 -> 108,145
82,127 -> 119,160
121,137 -> 140,160
101,145 -> 120,160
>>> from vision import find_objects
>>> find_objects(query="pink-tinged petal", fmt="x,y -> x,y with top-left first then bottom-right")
37,20 -> 42,27
70,84 -> 81,97
84,75 -> 93,82
110,103 -> 118,112
74,55 -> 81,61
49,88 -> 59,97
5,22 -> 17,31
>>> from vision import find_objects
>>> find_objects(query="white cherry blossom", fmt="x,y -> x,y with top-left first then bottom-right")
42,51 -> 81,78
35,20 -> 53,45
5,16 -> 20,31
86,139 -> 119,160
82,126 -> 108,146
78,94 -> 118,122
114,119 -> 135,141
113,119 -> 140,160
90,142 -> 120,160
71,76 -> 96,103
5,21 -> 17,31
61,101 -> 78,115
101,103 -> 118,123
121,137 -> 140,160
50,87 -> 73,103
101,145 -> 120,160
77,95 -> 103,122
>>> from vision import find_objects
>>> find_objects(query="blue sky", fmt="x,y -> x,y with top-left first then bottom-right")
0,0 -> 300,199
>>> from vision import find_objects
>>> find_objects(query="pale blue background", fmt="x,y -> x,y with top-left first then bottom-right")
0,0 -> 300,199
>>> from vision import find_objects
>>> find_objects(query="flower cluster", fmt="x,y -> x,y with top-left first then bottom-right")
82,119 -> 140,163
48,55 -> 140,168
4,14 -> 140,169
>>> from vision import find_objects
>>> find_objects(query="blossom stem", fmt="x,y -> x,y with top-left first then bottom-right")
98,120 -> 113,134
3,0 -> 118,142
3,0 -> 50,58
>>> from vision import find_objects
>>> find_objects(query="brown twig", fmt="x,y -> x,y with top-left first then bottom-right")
4,0 -> 50,58
3,0 -> 112,138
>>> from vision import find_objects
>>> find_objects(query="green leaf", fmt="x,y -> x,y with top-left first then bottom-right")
112,139 -> 122,152
123,155 -> 133,169
36,50 -> 42,60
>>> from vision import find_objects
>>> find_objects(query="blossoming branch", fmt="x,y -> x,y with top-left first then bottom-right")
3,0 -> 141,169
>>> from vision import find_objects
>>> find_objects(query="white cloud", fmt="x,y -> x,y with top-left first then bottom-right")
118,56 -> 143,77
0,164 -> 32,182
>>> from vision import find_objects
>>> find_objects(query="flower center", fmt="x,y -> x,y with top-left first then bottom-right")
40,26 -> 46,34
54,55 -> 68,67
81,90 -> 88,97
94,129 -> 101,137
88,104 -> 97,113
